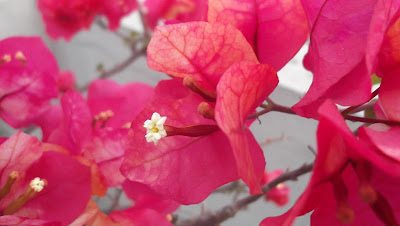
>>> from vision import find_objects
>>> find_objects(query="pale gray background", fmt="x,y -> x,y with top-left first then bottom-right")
0,1 -> 318,225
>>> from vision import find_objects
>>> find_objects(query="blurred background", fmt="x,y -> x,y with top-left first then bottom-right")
0,0 -> 317,225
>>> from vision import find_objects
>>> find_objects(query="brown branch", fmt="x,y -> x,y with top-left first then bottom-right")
345,115 -> 400,126
175,163 -> 314,226
248,99 -> 296,119
341,88 -> 379,116
77,47 -> 146,92
96,19 -> 131,42
213,181 -> 246,194
136,0 -> 152,41
346,99 -> 377,114
99,48 -> 146,79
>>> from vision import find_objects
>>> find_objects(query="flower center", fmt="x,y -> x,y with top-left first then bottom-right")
0,54 -> 11,65
143,112 -> 167,145
92,110 -> 114,129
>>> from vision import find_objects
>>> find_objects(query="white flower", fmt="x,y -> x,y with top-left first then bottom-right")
144,112 -> 167,145
30,177 -> 45,192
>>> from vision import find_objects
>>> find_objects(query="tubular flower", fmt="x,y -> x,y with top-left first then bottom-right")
143,21 -> 279,198
121,70 -> 277,203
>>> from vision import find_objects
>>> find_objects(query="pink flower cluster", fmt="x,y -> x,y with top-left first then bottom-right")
37,0 -> 209,40
1,0 -> 400,224
38,0 -> 138,40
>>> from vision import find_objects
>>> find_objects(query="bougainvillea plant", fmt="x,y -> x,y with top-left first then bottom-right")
0,0 -> 400,225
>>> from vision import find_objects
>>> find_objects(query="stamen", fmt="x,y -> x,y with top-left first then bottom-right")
336,204 -> 355,224
122,122 -> 131,129
359,184 -> 377,204
198,102 -> 215,120
183,77 -> 217,102
30,177 -> 46,192
3,177 -> 47,215
332,175 -> 354,224
354,161 -> 377,203
0,54 -> 11,65
0,171 -> 19,199
276,183 -> 284,189
14,51 -> 26,65
92,110 -> 114,129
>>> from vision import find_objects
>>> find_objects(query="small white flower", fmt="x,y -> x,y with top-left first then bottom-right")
30,177 -> 45,192
144,112 -> 167,145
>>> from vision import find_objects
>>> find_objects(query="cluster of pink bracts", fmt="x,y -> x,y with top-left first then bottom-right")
0,0 -> 400,225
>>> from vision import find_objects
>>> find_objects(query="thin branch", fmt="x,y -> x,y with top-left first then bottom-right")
345,115 -> 400,126
77,47 -> 146,92
136,0 -> 152,41
99,48 -> 146,79
347,99 -> 377,114
251,97 -> 395,127
176,163 -> 314,226
247,108 -> 272,119
248,100 -> 296,119
96,19 -> 131,42
341,88 -> 379,116
307,145 -> 316,156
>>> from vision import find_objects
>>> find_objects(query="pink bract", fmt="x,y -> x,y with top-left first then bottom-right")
208,0 -> 308,70
46,91 -> 92,156
0,132 -> 91,224
122,180 -> 179,214
109,207 -> 172,226
0,216 -> 60,225
215,62 -> 278,194
147,21 -> 258,91
44,80 -> 153,187
21,151 -> 91,224
262,100 -> 400,225
293,0 -> 380,118
121,79 -> 241,204
87,79 -> 154,128
0,37 -> 59,128
261,170 -> 290,206
57,70 -> 76,93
